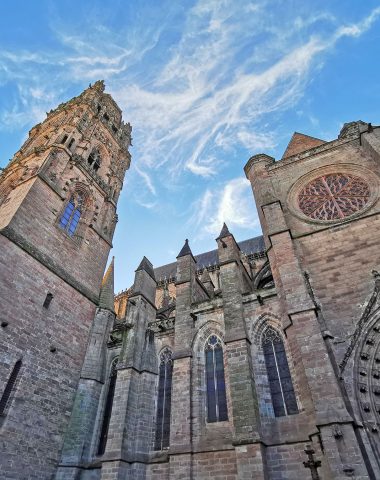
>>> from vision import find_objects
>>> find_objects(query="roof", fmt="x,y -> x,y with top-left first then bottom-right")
154,235 -> 265,281
282,132 -> 326,159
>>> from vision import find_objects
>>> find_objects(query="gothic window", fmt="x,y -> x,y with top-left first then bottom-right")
87,149 -> 101,172
298,173 -> 370,221
68,138 -> 75,150
155,348 -> 173,450
0,360 -> 22,415
262,327 -> 298,417
59,193 -> 83,236
61,135 -> 68,144
97,358 -> 118,455
205,335 -> 228,422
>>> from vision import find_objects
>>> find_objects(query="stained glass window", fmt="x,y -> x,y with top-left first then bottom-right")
298,173 -> 370,221
205,335 -> 228,422
155,348 -> 173,450
0,360 -> 22,415
97,358 -> 118,455
59,194 -> 83,236
262,328 -> 298,417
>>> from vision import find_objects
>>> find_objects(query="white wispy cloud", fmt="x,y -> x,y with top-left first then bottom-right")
189,177 -> 260,237
1,1 -> 379,241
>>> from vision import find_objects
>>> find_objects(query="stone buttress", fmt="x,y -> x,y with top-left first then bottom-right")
100,257 -> 157,480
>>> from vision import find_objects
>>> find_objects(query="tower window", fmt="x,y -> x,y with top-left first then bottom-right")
68,138 -> 75,150
205,335 -> 228,422
87,149 -> 101,172
155,348 -> 173,450
262,327 -> 298,417
59,194 -> 83,236
0,360 -> 22,416
97,358 -> 118,455
43,292 -> 53,309
61,135 -> 68,144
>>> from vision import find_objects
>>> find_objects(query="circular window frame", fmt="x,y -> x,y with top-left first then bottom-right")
287,164 -> 379,225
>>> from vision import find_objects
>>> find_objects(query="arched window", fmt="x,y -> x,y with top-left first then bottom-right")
262,327 -> 298,417
59,193 -> 83,236
155,348 -> 173,450
87,149 -> 101,172
97,358 -> 118,455
205,335 -> 228,422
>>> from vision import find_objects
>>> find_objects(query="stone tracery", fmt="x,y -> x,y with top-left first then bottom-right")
298,173 -> 370,221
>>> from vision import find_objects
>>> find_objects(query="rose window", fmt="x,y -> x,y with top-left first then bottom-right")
298,173 -> 370,221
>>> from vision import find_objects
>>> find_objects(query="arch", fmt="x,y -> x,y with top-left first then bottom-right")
253,262 -> 275,290
250,311 -> 282,345
97,356 -> 118,455
58,183 -> 93,238
204,334 -> 228,422
155,347 -> 173,450
353,305 -> 380,469
250,313 -> 299,418
261,326 -> 298,417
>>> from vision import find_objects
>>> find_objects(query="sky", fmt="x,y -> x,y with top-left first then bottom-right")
1,1 -> 380,292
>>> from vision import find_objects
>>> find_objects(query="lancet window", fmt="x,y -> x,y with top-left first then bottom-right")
205,335 -> 228,422
97,357 -> 118,455
262,327 -> 298,417
155,348 -> 173,450
59,193 -> 83,236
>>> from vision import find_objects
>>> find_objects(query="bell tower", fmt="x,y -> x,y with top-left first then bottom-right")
0,81 -> 131,479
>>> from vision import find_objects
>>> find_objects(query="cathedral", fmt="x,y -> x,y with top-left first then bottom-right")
0,82 -> 380,480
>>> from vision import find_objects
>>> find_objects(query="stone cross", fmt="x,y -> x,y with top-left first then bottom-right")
303,445 -> 321,480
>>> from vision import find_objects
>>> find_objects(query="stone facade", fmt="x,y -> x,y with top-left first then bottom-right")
1,84 -> 380,479
0,82 -> 131,480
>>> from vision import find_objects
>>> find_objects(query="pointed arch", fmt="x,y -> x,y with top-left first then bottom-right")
261,326 -> 298,417
205,334 -> 228,422
155,347 -> 173,450
253,261 -> 275,290
352,298 -> 380,470
58,183 -> 93,239
250,312 -> 299,418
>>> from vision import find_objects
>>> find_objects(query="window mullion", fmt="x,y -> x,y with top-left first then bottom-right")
271,341 -> 288,415
212,347 -> 219,421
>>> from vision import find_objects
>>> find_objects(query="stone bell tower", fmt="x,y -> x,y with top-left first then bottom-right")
0,81 -> 131,480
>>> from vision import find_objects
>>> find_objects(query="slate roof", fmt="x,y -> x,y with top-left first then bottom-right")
154,235 -> 265,281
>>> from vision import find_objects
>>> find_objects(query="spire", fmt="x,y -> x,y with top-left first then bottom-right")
136,256 -> 155,281
99,257 -> 115,311
177,239 -> 193,258
217,222 -> 231,239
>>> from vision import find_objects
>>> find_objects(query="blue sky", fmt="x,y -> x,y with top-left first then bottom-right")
1,1 -> 380,292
